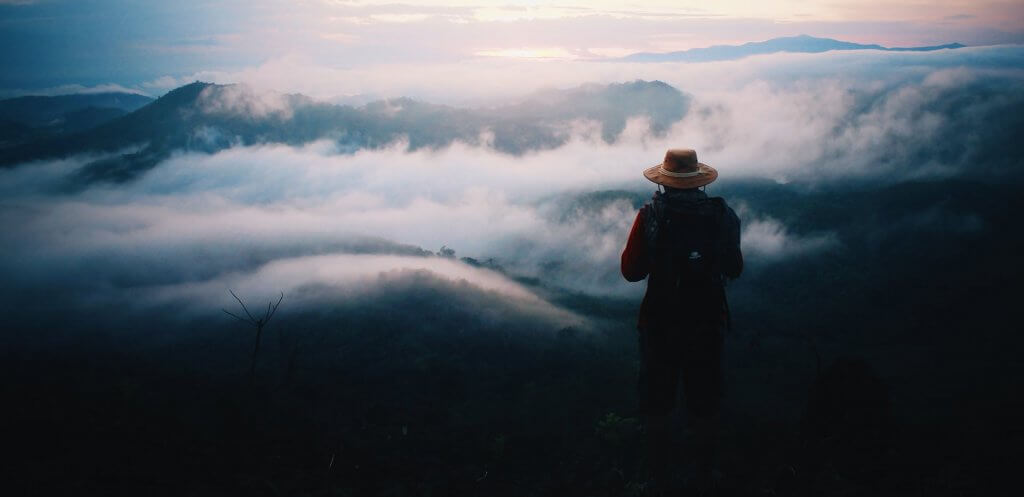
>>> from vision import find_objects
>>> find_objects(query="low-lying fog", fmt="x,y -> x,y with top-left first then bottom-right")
2,46 -> 1022,333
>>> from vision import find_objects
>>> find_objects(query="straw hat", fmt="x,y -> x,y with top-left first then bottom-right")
643,149 -> 718,189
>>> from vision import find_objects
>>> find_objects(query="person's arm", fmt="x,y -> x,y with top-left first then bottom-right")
621,207 -> 650,282
720,204 -> 743,279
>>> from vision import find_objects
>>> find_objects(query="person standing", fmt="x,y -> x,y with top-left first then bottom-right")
621,149 -> 743,491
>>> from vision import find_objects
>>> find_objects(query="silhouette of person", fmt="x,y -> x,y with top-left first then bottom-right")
621,149 -> 743,491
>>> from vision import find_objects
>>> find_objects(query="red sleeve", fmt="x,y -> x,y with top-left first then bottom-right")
621,208 -> 649,282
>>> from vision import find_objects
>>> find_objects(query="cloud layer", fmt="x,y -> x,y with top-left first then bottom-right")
2,48 -> 1021,336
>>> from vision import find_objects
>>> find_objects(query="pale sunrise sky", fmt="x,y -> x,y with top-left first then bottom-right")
1,0 -> 1021,95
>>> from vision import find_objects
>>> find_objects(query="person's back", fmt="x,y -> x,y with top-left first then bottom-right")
620,149 -> 742,491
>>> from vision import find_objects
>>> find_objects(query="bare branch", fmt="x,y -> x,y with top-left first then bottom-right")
222,308 -> 250,324
221,289 -> 285,387
228,288 -> 256,322
265,291 -> 284,324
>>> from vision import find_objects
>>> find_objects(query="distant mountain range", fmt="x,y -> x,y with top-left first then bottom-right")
0,80 -> 688,183
0,92 -> 153,148
621,34 -> 965,62
0,34 -> 971,183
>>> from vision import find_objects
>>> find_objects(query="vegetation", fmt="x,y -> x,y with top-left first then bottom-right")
4,177 -> 1022,495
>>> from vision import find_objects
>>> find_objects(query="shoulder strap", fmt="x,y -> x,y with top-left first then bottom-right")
643,193 -> 664,252
708,196 -> 726,217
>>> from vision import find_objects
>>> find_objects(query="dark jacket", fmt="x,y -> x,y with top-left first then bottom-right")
620,189 -> 743,329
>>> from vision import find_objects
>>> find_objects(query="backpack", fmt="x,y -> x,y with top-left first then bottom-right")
643,192 -> 728,325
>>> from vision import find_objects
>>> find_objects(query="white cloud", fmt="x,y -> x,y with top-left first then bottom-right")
198,84 -> 297,119
140,45 -> 1022,106
740,216 -> 839,261
1,46 -> 1019,331
0,83 -> 151,99
145,253 -> 582,327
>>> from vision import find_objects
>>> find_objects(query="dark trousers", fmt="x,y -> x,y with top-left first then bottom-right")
638,320 -> 723,418
638,320 -> 724,486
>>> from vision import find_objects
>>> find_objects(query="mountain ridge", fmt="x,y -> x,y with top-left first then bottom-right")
0,80 -> 690,184
621,34 -> 965,62
0,92 -> 154,148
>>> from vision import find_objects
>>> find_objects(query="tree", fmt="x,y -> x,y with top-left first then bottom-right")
223,289 -> 284,386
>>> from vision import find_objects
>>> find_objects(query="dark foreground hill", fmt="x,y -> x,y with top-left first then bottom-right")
4,177 -> 1021,496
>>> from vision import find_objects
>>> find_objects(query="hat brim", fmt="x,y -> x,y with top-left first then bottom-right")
643,162 -> 718,189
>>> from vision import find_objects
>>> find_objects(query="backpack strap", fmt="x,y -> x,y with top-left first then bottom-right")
707,196 -> 726,220
643,192 -> 663,260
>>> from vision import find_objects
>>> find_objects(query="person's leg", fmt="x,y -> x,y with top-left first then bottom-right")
638,327 -> 682,488
691,411 -> 720,490
645,411 -> 673,487
681,322 -> 724,490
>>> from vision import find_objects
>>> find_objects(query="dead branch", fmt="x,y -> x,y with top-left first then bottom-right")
222,289 -> 285,386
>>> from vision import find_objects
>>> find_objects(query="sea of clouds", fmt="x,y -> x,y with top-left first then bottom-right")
2,46 -> 1022,332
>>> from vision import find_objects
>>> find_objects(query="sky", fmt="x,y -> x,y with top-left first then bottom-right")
1,0 -> 1022,97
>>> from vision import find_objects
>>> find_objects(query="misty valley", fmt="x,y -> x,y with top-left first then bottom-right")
2,46 -> 1023,496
